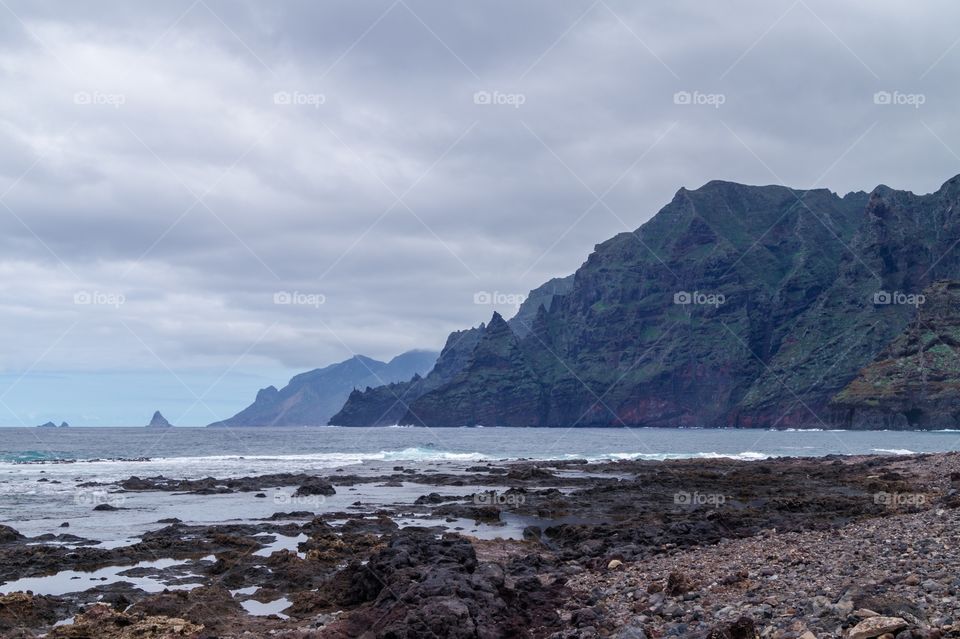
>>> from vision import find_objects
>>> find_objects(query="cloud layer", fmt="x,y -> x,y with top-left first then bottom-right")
0,0 -> 958,424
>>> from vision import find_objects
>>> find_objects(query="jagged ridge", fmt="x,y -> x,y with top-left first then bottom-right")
336,175 -> 960,428
210,350 -> 437,427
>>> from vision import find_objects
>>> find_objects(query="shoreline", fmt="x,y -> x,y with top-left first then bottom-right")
0,452 -> 958,637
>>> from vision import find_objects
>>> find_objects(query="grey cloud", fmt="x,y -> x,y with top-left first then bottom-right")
0,0 -> 958,387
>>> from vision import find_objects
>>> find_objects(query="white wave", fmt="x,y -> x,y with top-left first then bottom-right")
0,447 -> 492,469
379,447 -> 489,462
575,450 -> 770,462
871,448 -> 915,455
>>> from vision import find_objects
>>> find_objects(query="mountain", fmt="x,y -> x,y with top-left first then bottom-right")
328,279 -> 571,427
208,350 -> 438,427
333,174 -> 960,428
508,275 -> 574,337
146,411 -> 173,428
830,280 -> 960,429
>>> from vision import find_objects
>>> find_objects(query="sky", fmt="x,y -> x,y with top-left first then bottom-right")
0,0 -> 958,425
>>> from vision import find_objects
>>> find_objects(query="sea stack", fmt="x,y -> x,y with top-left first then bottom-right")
146,411 -> 174,428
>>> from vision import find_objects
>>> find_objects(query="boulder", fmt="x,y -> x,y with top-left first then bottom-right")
847,617 -> 908,639
0,525 -> 23,544
293,477 -> 336,497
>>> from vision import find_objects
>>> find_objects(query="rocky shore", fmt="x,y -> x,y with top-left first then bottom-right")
1,452 -> 959,637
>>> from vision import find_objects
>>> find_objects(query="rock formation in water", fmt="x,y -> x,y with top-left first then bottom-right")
146,411 -> 173,428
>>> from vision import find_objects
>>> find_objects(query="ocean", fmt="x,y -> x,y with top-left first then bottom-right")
2,426 -> 959,548
4,425 -> 960,466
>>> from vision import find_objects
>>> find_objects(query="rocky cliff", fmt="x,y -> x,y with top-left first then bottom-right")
830,280 -> 960,429
334,175 -> 960,428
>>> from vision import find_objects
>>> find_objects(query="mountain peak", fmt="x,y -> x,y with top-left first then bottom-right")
488,310 -> 508,327
937,173 -> 960,196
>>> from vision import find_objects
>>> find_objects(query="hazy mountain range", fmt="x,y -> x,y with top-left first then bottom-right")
208,351 -> 438,427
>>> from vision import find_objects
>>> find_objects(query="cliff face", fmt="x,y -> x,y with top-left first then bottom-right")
830,280 -> 960,429
336,175 -> 960,428
329,278 -> 572,426
329,328 -> 483,426
210,350 -> 437,427
404,312 -> 547,427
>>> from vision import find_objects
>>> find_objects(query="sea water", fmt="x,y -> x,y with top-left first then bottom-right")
1,426 -> 958,548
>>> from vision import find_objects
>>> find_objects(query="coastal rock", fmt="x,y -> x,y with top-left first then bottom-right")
127,586 -> 243,632
705,616 -> 759,639
616,622 -> 648,639
120,476 -> 154,490
666,571 -> 694,596
0,592 -> 63,632
507,464 -> 556,480
846,616 -> 908,639
293,477 -> 336,497
8,451 -> 960,638
47,603 -> 202,638
324,530 -> 563,637
0,525 -> 23,544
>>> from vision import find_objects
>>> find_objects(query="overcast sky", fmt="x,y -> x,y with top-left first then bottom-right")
0,0 -> 958,425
